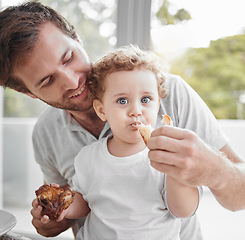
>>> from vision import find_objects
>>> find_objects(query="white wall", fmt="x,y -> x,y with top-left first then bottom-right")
218,119 -> 245,158
2,118 -> 43,207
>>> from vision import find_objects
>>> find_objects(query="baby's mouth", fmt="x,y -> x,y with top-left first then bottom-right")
131,122 -> 142,128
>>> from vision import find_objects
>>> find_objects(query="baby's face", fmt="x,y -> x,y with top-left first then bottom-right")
101,69 -> 160,145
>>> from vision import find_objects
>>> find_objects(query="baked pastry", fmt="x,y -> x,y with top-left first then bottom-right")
136,114 -> 172,144
136,123 -> 154,145
35,184 -> 75,220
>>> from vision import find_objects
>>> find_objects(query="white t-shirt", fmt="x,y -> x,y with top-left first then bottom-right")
72,136 -> 202,240
32,73 -> 228,239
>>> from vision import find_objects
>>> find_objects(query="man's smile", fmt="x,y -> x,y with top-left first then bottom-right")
71,84 -> 86,98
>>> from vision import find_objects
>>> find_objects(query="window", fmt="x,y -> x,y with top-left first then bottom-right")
151,0 -> 245,119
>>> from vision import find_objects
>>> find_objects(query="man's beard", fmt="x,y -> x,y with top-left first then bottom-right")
38,95 -> 93,112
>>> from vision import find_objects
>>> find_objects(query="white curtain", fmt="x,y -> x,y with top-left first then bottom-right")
117,0 -> 151,50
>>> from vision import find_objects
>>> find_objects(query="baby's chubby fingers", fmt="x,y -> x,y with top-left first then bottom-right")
56,210 -> 67,222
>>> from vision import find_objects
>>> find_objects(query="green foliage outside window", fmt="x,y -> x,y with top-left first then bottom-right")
156,0 -> 191,25
171,33 -> 245,119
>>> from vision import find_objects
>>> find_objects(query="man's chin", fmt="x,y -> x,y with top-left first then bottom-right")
45,101 -> 93,112
38,96 -> 93,112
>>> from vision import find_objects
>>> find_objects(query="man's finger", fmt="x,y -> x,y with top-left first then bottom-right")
32,198 -> 39,208
41,215 -> 50,224
30,204 -> 42,218
148,149 -> 181,167
50,183 -> 60,188
151,125 -> 187,140
150,160 -> 178,177
147,134 -> 181,153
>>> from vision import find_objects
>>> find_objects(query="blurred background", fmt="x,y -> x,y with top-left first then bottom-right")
0,0 -> 245,239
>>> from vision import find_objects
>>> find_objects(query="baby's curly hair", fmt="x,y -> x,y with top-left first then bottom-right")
88,45 -> 168,101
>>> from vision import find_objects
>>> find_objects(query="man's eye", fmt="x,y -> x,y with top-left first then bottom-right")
41,77 -> 53,88
141,96 -> 151,103
63,51 -> 73,64
117,98 -> 128,104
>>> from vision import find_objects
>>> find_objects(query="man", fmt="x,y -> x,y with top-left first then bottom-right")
0,2 -> 244,239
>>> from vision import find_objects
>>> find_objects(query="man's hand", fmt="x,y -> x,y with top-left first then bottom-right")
31,199 -> 75,237
147,125 -> 245,211
147,126 -> 227,188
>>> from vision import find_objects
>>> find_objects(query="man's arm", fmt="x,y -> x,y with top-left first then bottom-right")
148,125 -> 245,211
209,144 -> 245,211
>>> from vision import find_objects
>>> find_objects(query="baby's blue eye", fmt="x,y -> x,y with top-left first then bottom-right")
117,98 -> 128,104
141,96 -> 151,103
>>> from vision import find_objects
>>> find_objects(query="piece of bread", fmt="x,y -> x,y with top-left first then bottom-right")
136,114 -> 172,145
136,123 -> 154,144
35,184 -> 75,220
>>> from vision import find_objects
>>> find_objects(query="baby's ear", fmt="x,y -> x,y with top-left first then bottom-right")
93,99 -> 107,121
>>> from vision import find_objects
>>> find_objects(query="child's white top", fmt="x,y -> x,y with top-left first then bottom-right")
73,136 -> 200,240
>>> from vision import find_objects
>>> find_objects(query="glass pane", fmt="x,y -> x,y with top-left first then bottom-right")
151,0 -> 245,119
1,0 -> 117,117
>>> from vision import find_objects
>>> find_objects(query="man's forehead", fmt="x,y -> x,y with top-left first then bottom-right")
13,27 -> 66,84
38,22 -> 67,46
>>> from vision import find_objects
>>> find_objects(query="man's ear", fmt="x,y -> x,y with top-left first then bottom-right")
93,99 -> 107,121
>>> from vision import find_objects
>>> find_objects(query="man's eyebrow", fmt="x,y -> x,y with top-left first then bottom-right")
35,48 -> 70,87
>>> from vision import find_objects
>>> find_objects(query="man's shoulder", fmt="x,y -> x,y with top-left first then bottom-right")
163,73 -> 193,98
34,106 -> 65,131
164,73 -> 185,88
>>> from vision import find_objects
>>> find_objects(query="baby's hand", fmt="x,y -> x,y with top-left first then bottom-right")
56,209 -> 68,222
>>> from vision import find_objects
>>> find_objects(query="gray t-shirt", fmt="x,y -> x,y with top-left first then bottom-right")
32,73 -> 228,239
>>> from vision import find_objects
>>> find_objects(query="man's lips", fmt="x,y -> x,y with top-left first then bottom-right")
71,84 -> 86,98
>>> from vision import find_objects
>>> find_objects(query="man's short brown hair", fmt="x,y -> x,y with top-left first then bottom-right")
0,2 -> 77,93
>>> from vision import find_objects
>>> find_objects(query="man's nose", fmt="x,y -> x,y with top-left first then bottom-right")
60,68 -> 79,90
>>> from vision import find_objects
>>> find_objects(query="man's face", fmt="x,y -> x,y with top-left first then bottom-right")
13,22 -> 92,112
